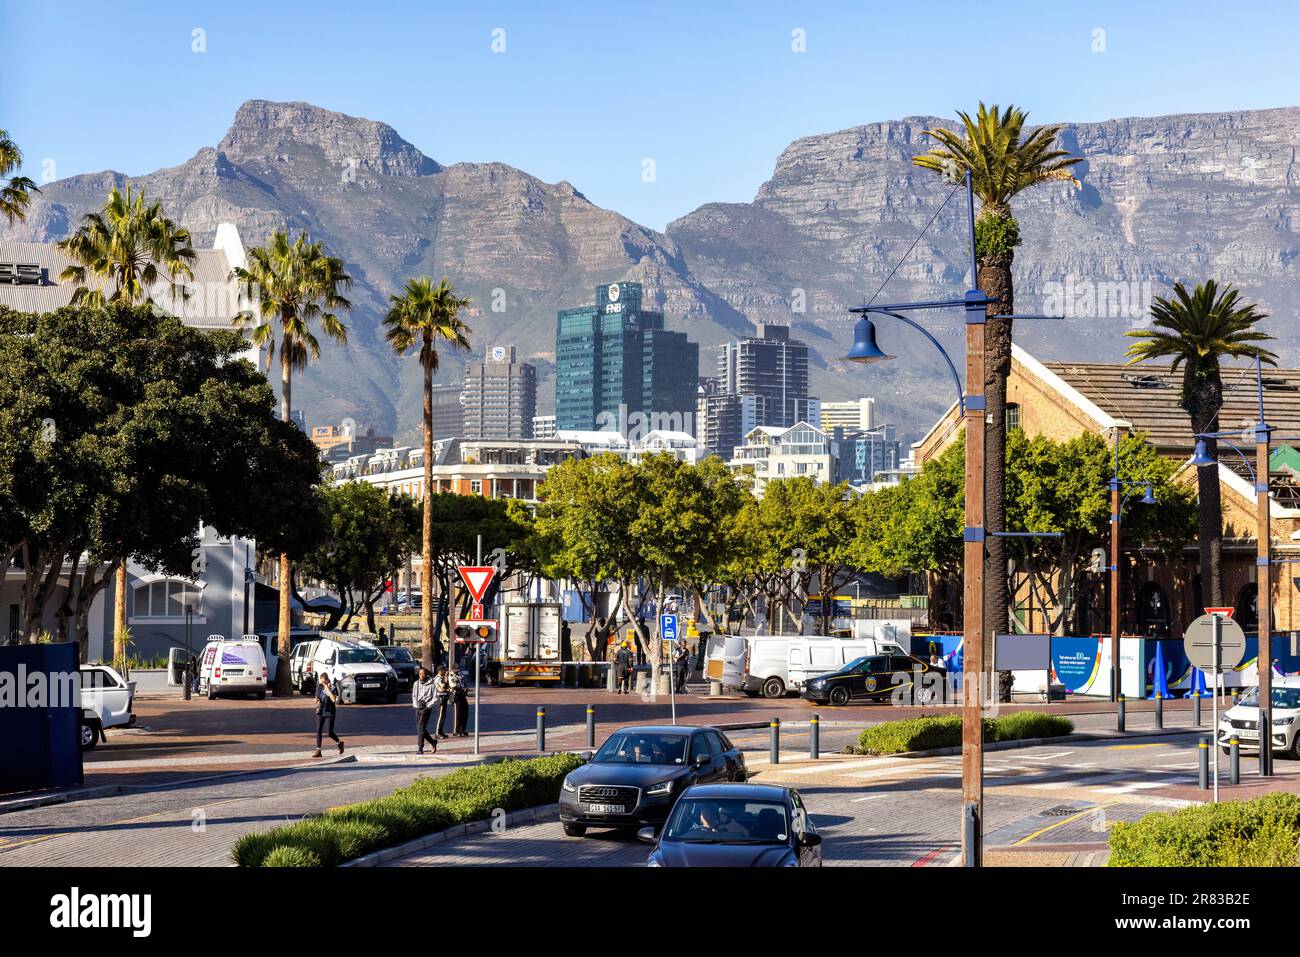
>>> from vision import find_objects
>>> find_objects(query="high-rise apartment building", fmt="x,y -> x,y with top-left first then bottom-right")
820,397 -> 876,433
462,344 -> 537,440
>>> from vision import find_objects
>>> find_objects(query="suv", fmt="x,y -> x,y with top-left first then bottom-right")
289,640 -> 320,694
79,664 -> 135,751
558,725 -> 746,837
312,638 -> 399,704
1218,676 -> 1300,760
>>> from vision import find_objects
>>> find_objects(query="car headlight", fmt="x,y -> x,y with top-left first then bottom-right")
1272,717 -> 1295,727
646,781 -> 673,796
562,776 -> 577,793
647,857 -> 663,867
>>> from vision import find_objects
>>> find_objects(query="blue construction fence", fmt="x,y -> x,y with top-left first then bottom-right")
0,642 -> 83,795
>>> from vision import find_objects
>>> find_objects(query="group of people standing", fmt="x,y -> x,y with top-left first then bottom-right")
413,665 -> 469,754
600,616 -> 696,695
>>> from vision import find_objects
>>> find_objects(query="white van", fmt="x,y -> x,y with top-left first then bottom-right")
78,664 -> 135,750
706,634 -> 908,698
311,637 -> 399,704
197,636 -> 268,700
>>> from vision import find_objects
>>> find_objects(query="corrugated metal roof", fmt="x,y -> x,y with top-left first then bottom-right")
0,240 -> 242,329
1041,358 -> 1300,454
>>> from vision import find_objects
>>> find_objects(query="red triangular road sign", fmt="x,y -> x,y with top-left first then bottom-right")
1205,607 -> 1235,618
458,566 -> 496,603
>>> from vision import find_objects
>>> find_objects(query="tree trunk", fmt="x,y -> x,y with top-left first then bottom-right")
978,250 -> 1014,661
113,557 -> 128,672
1185,363 -> 1225,608
273,346 -> 294,696
421,345 -> 435,669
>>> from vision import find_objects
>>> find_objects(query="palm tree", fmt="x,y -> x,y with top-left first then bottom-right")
912,103 -> 1082,641
57,185 -> 196,307
58,185 -> 197,671
383,277 -> 472,669
1126,281 -> 1276,607
232,230 -> 351,695
1,129 -> 39,224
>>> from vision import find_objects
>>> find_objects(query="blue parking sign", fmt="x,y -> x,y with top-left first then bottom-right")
660,614 -> 678,642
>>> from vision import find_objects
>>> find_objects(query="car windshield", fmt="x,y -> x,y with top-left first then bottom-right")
663,798 -> 790,844
381,647 -> 413,662
1237,687 -> 1300,711
337,648 -> 385,665
593,733 -> 688,765
841,656 -> 868,673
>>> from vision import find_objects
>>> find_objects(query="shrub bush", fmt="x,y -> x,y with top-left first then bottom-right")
261,845 -> 322,867
1108,792 -> 1300,867
856,711 -> 1074,755
231,752 -> 585,867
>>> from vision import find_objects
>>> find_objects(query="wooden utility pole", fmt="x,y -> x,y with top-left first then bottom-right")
962,288 -> 987,866
1256,424 -> 1273,777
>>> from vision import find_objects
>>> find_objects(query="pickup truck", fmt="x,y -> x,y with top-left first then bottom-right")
79,664 -> 136,751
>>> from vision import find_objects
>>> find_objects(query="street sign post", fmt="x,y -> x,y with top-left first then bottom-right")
460,546 -> 498,757
660,614 -> 678,643
660,614 -> 679,725
1184,611 -> 1247,802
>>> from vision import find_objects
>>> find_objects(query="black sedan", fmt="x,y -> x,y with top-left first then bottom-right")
641,783 -> 822,867
377,644 -> 418,691
802,653 -> 944,706
558,725 -> 746,837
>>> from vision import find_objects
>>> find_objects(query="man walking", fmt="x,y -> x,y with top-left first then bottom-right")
673,640 -> 690,693
615,642 -> 634,695
412,666 -> 438,754
434,666 -> 453,738
312,672 -> 344,758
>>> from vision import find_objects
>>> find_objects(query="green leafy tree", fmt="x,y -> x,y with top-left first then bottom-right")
1125,281 -> 1276,606
913,103 -> 1082,643
382,277 -> 472,668
299,482 -> 420,632
230,230 -> 351,693
0,129 -> 38,224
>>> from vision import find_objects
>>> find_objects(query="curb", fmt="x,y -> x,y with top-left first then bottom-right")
342,803 -> 558,867
0,783 -> 131,814
886,727 -> 1199,759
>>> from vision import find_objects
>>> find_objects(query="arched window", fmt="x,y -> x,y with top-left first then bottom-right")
132,579 -> 203,619
1135,581 -> 1170,637
1234,583 -> 1258,631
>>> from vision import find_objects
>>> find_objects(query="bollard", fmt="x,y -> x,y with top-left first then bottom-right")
1230,737 -> 1240,785
1193,693 -> 1201,727
810,714 -> 820,760
1198,737 -> 1209,789
770,717 -> 780,765
182,663 -> 191,701
606,664 -> 616,693
1154,693 -> 1163,730
536,706 -> 546,752
586,704 -> 596,750
1117,693 -> 1126,733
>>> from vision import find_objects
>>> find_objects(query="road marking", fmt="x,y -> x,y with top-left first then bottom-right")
1013,803 -> 1113,846
851,794 -> 887,803
912,848 -> 945,867
1107,743 -> 1166,750
1020,751 -> 1074,761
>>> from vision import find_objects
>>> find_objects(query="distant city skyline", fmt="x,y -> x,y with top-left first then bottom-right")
4,1 -> 1300,230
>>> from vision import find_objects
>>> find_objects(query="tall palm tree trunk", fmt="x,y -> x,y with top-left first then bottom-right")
1186,365 -> 1225,608
421,350 -> 436,670
979,252 -> 1014,654
113,558 -> 128,672
274,348 -> 294,696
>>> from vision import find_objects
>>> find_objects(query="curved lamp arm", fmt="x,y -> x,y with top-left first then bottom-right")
874,309 -> 965,413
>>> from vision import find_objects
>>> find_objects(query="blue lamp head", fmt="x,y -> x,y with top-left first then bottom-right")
1140,484 -> 1157,505
844,317 -> 893,364
1189,439 -> 1216,468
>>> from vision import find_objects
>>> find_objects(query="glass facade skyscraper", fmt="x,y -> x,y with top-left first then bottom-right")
554,282 -> 699,433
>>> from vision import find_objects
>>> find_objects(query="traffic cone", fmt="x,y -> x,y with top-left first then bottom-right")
1183,667 -> 1208,699
1148,641 -> 1170,700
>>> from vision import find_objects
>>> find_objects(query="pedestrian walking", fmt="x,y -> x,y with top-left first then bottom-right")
412,666 -> 438,754
434,666 -> 453,737
615,642 -> 635,694
673,640 -> 690,693
452,669 -> 469,736
313,672 -> 344,757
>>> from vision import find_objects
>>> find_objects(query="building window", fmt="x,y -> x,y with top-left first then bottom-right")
1006,403 -> 1022,432
470,480 -> 482,495
133,579 -> 202,619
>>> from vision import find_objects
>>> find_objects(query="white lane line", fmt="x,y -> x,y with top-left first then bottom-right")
1019,751 -> 1074,761
851,794 -> 887,803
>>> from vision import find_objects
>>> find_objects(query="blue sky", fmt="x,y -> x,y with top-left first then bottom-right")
4,0 -> 1300,231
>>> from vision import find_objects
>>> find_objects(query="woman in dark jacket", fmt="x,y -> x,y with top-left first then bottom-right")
313,673 -> 345,758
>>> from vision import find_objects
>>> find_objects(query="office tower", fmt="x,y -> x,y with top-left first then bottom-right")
462,344 -> 537,440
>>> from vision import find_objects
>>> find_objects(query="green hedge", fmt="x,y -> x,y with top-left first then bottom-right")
1108,792 -> 1300,867
856,711 -> 1074,756
231,753 -> 585,867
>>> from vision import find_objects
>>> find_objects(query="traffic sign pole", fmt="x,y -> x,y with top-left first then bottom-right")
1212,614 -> 1220,803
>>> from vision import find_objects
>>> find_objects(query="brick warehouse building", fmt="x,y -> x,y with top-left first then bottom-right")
913,344 -> 1300,644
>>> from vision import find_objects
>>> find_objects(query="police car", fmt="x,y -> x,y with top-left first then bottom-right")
802,652 -> 941,706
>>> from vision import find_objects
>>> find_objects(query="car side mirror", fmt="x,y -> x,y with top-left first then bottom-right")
637,826 -> 657,845
694,754 -> 710,767
799,832 -> 822,847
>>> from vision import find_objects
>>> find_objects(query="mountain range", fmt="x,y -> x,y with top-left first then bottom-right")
6,99 -> 1300,442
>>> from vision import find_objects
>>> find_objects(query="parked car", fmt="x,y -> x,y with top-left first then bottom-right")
377,644 -> 418,691
289,640 -> 320,694
559,725 -> 746,837
78,664 -> 135,751
312,637 -> 399,704
802,652 -> 941,706
640,783 -> 822,867
197,637 -> 268,700
1218,676 -> 1300,759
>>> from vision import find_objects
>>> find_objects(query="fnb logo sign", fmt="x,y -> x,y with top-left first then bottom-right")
604,282 -> 623,313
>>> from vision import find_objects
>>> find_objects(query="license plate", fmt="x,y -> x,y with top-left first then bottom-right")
361,681 -> 380,687
585,803 -> 625,814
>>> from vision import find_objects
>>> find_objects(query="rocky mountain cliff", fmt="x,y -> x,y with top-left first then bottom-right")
8,100 -> 1300,438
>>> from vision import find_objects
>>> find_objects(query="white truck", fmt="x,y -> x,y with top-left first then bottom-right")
704,629 -> 911,698
78,664 -> 136,751
494,602 -> 563,685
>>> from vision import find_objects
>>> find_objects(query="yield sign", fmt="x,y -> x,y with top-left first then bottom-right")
458,565 -> 496,604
